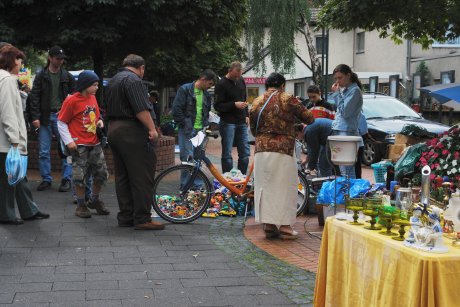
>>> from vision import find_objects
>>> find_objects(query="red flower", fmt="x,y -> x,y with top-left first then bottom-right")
442,149 -> 449,155
430,174 -> 435,180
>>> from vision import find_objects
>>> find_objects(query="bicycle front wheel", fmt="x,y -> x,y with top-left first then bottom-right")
296,170 -> 309,216
153,165 -> 213,223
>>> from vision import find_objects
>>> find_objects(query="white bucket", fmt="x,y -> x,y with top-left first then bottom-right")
327,135 -> 362,166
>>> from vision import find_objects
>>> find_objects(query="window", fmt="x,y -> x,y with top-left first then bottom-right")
356,32 -> 365,53
315,36 -> 327,55
294,82 -> 305,98
432,27 -> 460,47
246,88 -> 259,104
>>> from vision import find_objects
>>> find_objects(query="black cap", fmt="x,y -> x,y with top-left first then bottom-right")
48,45 -> 66,59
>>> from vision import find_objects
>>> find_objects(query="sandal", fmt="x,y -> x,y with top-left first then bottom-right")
263,224 -> 279,238
279,230 -> 299,240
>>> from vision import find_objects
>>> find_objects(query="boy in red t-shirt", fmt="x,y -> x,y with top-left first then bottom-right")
58,71 -> 109,218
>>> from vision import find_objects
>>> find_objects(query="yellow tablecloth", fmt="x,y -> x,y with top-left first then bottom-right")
314,217 -> 460,307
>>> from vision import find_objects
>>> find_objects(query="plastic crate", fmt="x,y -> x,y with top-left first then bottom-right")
371,162 -> 392,183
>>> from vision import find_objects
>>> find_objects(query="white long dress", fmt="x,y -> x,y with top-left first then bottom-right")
254,151 -> 297,226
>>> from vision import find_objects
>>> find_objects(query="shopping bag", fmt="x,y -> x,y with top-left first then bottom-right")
5,146 -> 27,186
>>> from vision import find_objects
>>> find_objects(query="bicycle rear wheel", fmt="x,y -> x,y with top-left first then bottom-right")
153,165 -> 212,223
296,170 -> 309,216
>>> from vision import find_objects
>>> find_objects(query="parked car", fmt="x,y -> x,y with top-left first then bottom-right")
323,93 -> 449,165
361,94 -> 449,165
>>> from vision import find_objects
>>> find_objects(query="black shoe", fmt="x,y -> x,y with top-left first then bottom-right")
58,180 -> 71,192
118,221 -> 134,227
23,211 -> 50,221
37,181 -> 51,191
0,218 -> 24,225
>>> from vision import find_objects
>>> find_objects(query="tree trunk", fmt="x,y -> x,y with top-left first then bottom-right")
299,17 -> 323,86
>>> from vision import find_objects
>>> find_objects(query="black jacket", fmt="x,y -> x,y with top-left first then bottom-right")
214,76 -> 247,124
28,67 -> 75,126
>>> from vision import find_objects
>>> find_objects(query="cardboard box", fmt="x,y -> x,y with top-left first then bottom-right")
388,144 -> 407,162
394,133 -> 424,145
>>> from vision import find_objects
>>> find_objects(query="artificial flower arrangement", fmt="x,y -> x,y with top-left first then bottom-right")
415,124 -> 460,191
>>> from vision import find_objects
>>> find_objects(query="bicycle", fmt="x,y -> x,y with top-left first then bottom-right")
152,130 -> 309,224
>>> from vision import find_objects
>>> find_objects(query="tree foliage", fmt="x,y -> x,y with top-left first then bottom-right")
246,0 -> 322,85
318,0 -> 460,49
0,0 -> 247,87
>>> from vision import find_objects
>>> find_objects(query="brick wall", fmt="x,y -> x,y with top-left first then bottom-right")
27,135 -> 176,174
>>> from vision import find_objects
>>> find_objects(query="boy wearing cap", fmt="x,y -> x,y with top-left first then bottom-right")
57,71 -> 109,218
28,45 -> 75,192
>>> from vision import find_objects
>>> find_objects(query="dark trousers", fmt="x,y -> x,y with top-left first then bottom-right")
108,120 -> 156,225
0,153 -> 39,221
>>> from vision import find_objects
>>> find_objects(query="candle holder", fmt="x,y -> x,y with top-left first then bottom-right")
392,218 -> 411,241
346,197 -> 364,225
379,206 -> 399,236
363,198 -> 383,230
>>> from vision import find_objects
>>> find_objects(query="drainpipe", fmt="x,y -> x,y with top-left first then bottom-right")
406,39 -> 412,102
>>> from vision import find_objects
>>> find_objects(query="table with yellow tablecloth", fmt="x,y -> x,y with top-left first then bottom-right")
314,217 -> 460,307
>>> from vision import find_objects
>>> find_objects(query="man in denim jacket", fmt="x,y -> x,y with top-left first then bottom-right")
172,70 -> 216,179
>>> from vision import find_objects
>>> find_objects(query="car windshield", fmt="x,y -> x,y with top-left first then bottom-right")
363,96 -> 421,119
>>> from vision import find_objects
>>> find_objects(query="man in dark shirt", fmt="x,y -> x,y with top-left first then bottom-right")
105,54 -> 164,230
28,46 -> 75,192
214,61 -> 250,174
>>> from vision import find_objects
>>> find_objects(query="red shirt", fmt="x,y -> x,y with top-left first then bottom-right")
58,92 -> 100,146
309,106 -> 335,119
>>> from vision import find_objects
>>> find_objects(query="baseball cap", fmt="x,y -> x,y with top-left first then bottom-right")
48,45 -> 67,59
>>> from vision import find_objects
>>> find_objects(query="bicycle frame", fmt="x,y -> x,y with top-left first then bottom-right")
181,132 -> 253,198
203,157 -> 254,197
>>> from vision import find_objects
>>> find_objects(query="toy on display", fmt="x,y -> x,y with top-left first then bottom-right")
155,190 -> 208,220
406,207 -> 424,243
405,207 -> 448,253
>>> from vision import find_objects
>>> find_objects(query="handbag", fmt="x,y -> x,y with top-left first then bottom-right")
255,91 -> 278,135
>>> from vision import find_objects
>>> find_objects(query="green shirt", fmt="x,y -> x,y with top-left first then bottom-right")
49,71 -> 61,110
194,87 -> 203,129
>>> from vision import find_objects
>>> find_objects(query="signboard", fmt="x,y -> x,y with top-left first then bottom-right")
244,77 -> 266,85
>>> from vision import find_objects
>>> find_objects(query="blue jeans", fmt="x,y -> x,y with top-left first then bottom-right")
306,145 -> 333,177
38,113 -> 72,182
219,121 -> 250,174
178,128 -> 203,189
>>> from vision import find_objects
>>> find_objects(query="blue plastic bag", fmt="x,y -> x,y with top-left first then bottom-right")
317,177 -> 371,206
5,146 -> 27,186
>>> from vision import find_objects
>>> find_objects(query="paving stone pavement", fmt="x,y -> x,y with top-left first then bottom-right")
0,181 -> 313,306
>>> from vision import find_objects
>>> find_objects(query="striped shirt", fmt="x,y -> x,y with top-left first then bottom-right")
104,68 -> 152,120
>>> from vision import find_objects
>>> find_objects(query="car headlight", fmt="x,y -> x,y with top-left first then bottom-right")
385,134 -> 396,143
